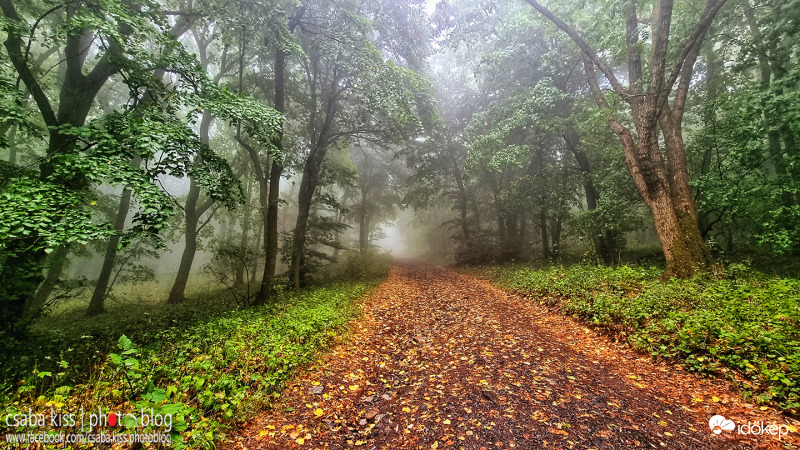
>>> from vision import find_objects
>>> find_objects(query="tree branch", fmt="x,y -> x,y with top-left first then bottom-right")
658,0 -> 728,113
0,0 -> 57,126
524,0 -> 628,98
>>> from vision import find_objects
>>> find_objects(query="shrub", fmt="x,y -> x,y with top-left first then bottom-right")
319,248 -> 391,282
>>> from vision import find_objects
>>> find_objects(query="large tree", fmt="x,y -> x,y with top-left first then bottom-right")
524,0 -> 728,277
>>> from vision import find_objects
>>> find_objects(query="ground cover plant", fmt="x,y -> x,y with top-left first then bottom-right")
477,263 -> 800,414
0,280 -> 379,449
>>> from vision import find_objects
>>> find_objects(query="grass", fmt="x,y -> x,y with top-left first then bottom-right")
475,262 -> 800,414
1,278 -> 382,449
1,276 -> 245,401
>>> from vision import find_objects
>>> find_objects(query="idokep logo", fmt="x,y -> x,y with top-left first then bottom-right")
708,415 -> 735,434
709,415 -> 792,440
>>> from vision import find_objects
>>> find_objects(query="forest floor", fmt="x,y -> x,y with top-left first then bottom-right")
227,262 -> 800,449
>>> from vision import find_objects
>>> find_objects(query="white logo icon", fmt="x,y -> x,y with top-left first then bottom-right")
709,415 -> 736,434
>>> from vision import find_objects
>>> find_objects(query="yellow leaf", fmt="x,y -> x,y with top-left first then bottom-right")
665,432 -> 673,437
759,406 -> 769,411
712,396 -> 720,403
402,406 -> 411,412
431,441 -> 439,449
443,419 -> 451,425
296,437 -> 305,445
314,408 -> 324,417
259,430 -> 269,436
349,385 -> 360,391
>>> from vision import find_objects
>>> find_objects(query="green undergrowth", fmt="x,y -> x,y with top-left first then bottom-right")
478,263 -> 800,414
1,280 -> 379,449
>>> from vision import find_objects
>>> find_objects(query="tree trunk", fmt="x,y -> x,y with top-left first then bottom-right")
255,44 -> 291,304
333,190 -> 349,259
359,180 -> 369,250
538,205 -> 550,260
251,217 -> 263,287
167,109 -> 214,304
552,212 -> 564,258
27,246 -> 70,320
235,178 -> 253,287
7,125 -> 16,164
564,130 -> 615,264
450,146 -> 471,242
167,176 -> 202,304
364,213 -> 373,248
87,188 -> 134,315
290,154 -> 324,289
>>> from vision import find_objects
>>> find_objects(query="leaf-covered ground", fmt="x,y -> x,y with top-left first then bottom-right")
228,263 -> 800,449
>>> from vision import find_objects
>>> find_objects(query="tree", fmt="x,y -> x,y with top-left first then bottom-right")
166,20 -> 242,305
350,144 -> 404,251
524,0 -> 728,277
287,0 -> 423,289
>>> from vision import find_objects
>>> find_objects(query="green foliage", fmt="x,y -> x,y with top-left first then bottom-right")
0,0 -> 283,332
203,241 -> 259,305
319,249 -> 392,282
0,77 -> 39,147
483,264 -> 800,412
689,82 -> 800,255
0,281 -> 377,449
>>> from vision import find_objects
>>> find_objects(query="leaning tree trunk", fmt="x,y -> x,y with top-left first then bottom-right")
87,189 -> 133,315
290,154 -> 324,289
26,245 -> 70,322
167,178 -> 202,304
87,157 -> 141,315
167,108 -> 215,304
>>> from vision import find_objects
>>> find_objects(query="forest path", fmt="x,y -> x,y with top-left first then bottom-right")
228,263 -> 798,449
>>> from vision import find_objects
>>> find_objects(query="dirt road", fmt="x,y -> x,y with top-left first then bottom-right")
228,263 -> 799,449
